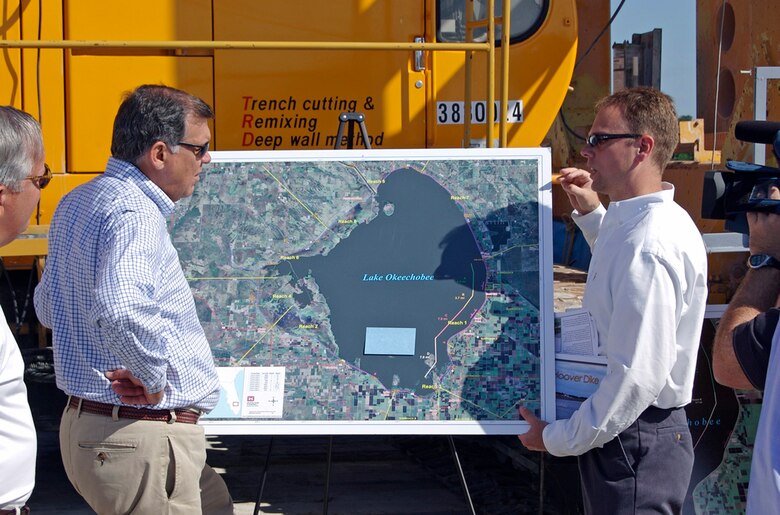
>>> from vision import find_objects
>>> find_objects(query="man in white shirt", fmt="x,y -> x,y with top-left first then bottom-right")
518,87 -> 708,514
0,105 -> 51,514
713,182 -> 780,514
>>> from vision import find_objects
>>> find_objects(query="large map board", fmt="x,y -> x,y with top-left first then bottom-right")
169,148 -> 554,434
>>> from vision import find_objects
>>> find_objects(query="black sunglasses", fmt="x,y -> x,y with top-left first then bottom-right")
177,141 -> 210,158
586,133 -> 642,147
26,163 -> 52,190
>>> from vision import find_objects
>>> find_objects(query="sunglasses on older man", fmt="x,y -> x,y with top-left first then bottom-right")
25,163 -> 52,189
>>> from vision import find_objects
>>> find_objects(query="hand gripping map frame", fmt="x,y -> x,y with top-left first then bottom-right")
169,147 -> 554,435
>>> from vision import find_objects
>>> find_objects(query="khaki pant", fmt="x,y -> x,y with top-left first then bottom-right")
60,402 -> 233,515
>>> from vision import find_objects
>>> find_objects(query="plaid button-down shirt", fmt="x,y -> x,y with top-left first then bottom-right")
34,158 -> 219,411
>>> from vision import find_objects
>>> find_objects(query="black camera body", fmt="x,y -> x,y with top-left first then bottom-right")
701,121 -> 780,234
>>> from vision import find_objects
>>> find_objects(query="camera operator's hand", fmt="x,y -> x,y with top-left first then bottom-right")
748,185 -> 780,258
715,185 -> 780,391
558,167 -> 601,215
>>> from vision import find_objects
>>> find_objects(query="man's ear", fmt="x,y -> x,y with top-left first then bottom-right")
0,184 -> 6,218
146,141 -> 169,171
636,134 -> 655,161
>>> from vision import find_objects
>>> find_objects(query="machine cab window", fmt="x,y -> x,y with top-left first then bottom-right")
437,0 -> 549,44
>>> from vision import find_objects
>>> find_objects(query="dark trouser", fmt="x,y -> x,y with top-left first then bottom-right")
578,406 -> 693,515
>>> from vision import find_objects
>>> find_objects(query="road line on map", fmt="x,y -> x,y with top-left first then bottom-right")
262,165 -> 329,229
239,305 -> 294,361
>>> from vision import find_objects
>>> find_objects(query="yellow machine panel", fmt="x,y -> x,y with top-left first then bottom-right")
62,0 -> 214,172
64,56 -> 214,172
214,1 -> 426,150
63,0 -> 213,41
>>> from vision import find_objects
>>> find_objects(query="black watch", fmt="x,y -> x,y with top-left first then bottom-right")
747,254 -> 780,270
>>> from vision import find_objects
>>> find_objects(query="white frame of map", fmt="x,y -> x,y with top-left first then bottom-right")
176,147 -> 554,435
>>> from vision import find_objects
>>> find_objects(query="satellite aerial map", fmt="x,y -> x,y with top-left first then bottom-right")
168,149 -> 553,434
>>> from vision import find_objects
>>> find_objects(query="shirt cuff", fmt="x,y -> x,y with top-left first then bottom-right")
541,420 -> 574,457
571,204 -> 606,244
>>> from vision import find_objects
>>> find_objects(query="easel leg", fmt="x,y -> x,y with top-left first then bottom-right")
322,436 -> 334,515
538,452 -> 545,515
253,436 -> 274,515
448,435 -> 476,515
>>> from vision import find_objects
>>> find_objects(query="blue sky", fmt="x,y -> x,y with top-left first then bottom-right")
610,0 -> 696,118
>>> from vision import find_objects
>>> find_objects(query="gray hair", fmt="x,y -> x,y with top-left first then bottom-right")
111,84 -> 213,164
0,106 -> 44,193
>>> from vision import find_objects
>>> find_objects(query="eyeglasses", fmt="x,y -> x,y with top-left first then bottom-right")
176,141 -> 210,158
25,163 -> 52,190
586,133 -> 642,147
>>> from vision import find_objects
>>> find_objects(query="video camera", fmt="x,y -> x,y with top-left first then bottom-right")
701,120 -> 780,234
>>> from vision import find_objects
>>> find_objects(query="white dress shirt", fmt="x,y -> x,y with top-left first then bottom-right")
0,311 -> 36,509
543,184 -> 708,456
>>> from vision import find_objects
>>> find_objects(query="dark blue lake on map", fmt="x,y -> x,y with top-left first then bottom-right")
284,167 -> 487,395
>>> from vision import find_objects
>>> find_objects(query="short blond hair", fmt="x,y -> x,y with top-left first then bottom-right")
596,87 -> 678,171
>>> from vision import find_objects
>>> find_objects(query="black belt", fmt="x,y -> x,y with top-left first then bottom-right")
68,396 -> 200,424
0,507 -> 30,515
